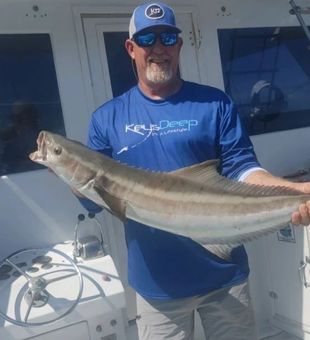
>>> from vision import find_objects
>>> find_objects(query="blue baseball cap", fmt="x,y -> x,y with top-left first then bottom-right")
129,2 -> 182,39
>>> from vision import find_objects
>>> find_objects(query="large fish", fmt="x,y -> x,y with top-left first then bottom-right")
29,131 -> 309,246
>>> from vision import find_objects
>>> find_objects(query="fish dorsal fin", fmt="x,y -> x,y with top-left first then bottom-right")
171,159 -> 303,197
171,159 -> 220,183
93,178 -> 127,222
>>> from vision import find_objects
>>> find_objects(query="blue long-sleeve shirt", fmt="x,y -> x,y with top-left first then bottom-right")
80,81 -> 261,299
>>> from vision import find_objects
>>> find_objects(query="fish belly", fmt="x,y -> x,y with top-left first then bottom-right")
125,202 -> 297,244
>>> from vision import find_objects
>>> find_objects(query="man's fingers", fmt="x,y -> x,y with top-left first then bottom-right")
293,203 -> 310,226
291,211 -> 301,225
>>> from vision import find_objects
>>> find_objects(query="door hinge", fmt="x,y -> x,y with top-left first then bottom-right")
189,17 -> 202,50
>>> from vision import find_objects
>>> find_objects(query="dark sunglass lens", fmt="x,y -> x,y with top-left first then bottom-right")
160,32 -> 178,46
135,32 -> 156,47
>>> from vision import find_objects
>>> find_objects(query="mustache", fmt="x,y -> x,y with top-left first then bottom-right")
147,56 -> 170,62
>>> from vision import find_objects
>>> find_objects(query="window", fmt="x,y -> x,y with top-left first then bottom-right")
0,34 -> 65,175
218,27 -> 310,135
104,32 -> 136,97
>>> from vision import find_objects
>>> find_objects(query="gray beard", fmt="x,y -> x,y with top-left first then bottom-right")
146,66 -> 173,84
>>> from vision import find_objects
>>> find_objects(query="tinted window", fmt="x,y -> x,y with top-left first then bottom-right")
104,32 -> 136,97
0,34 -> 65,175
218,27 -> 310,135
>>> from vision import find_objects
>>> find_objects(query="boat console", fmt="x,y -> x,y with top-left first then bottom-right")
0,214 -> 127,340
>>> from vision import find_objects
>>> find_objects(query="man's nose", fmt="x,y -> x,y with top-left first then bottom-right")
152,38 -> 166,52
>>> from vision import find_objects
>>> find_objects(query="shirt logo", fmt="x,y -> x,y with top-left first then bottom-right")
125,119 -> 198,136
117,119 -> 199,155
145,4 -> 165,19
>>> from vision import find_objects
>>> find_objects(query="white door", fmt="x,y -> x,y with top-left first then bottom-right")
80,11 -> 201,321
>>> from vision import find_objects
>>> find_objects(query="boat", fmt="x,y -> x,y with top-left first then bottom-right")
0,0 -> 310,339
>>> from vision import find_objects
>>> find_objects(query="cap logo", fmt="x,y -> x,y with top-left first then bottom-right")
145,4 -> 165,19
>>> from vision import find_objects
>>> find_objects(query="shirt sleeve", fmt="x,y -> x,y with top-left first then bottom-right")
238,167 -> 267,182
219,96 -> 261,179
87,107 -> 113,157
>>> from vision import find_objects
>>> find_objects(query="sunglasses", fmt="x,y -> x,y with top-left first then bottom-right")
133,31 -> 179,47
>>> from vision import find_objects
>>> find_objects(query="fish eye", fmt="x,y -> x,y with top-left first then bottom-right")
53,146 -> 62,155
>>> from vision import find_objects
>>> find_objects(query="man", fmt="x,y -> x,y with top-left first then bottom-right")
80,2 -> 310,339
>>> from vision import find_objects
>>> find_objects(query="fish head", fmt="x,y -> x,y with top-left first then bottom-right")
30,130 -> 62,166
29,130 -> 71,167
29,131 -> 96,190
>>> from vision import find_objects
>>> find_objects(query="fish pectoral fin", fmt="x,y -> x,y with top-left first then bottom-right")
93,184 -> 127,222
202,244 -> 233,262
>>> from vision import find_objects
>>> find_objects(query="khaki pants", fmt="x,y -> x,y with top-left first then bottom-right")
136,281 -> 257,340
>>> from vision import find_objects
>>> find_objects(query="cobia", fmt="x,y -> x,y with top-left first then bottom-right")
29,130 -> 309,246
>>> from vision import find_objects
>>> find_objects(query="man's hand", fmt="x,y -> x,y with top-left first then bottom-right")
291,203 -> 310,225
291,182 -> 310,226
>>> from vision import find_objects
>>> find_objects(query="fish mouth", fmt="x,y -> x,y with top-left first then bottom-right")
29,131 -> 48,163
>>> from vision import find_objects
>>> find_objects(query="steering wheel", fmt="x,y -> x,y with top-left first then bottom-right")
0,247 -> 83,327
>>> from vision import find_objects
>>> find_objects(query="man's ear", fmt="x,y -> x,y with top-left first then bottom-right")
177,37 -> 183,51
125,39 -> 135,60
